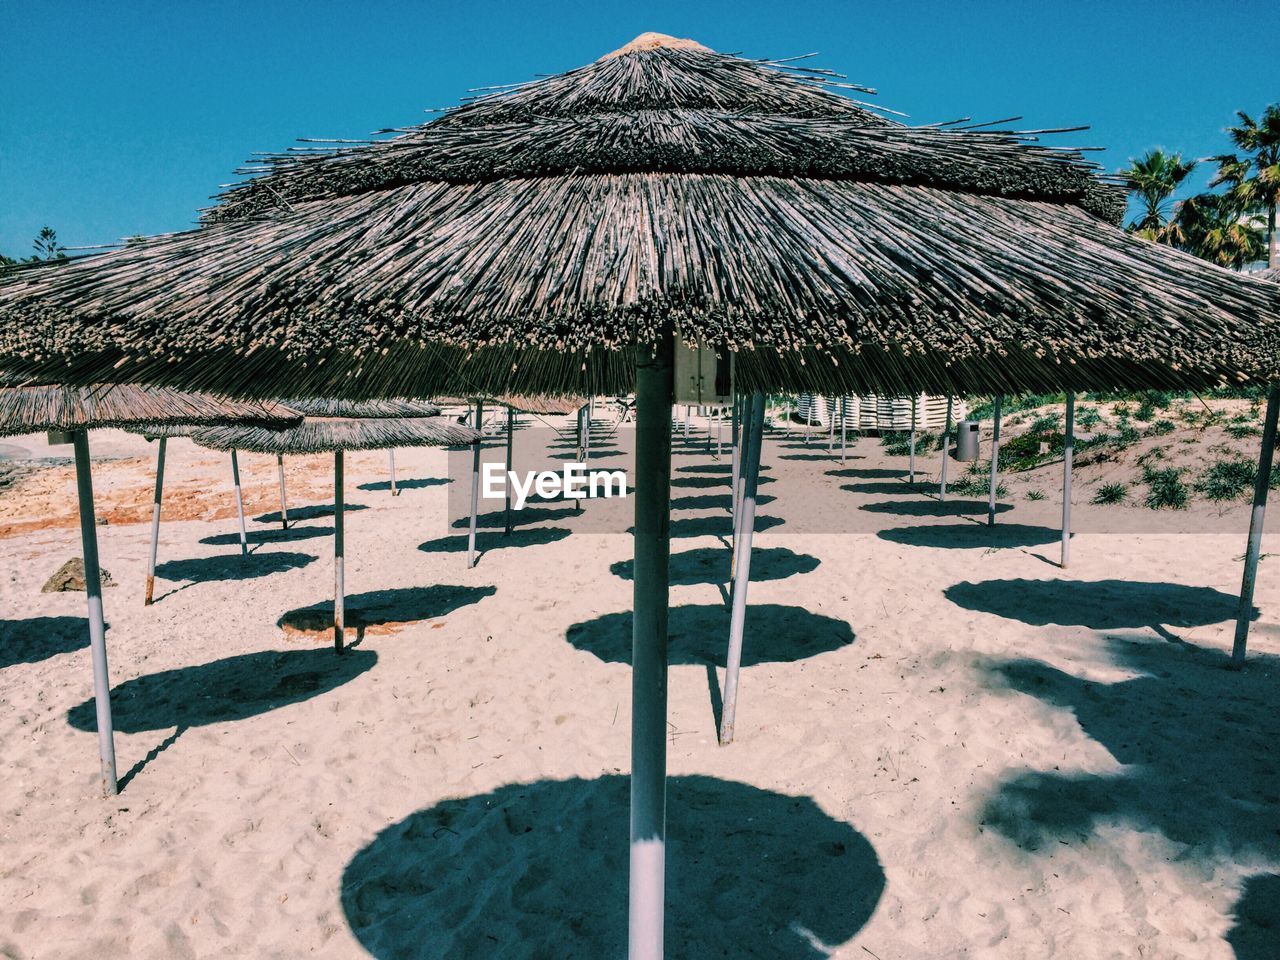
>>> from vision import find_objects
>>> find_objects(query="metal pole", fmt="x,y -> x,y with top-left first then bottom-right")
630,334 -> 673,960
584,399 -> 591,464
388,449 -> 398,497
987,396 -> 1003,527
730,393 -> 740,525
505,407 -> 514,537
1061,392 -> 1075,569
144,437 -> 166,606
716,408 -> 723,459
334,450 -> 345,652
909,396 -> 917,484
73,430 -> 118,797
230,449 -> 248,557
939,397 -> 953,501
276,454 -> 289,529
840,397 -> 848,465
827,397 -> 836,452
468,401 -> 484,567
684,405 -> 690,441
1233,385 -> 1280,666
786,398 -> 792,438
720,392 -> 765,746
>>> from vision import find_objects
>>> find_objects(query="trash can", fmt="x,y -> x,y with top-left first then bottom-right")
955,420 -> 980,461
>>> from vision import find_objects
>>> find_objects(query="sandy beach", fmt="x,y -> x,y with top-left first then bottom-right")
1,407 -> 1277,959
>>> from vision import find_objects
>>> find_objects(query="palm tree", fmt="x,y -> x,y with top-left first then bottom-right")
29,226 -> 65,262
1121,149 -> 1197,241
1212,105 -> 1280,268
1170,191 -> 1264,269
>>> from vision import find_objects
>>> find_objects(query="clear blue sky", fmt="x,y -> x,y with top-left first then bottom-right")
2,0 -> 1276,257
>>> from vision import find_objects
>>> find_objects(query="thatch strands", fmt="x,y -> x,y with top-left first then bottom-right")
3,36 -> 1278,397
278,397 -> 440,418
0,383 -> 299,438
436,394 -> 587,415
190,416 -> 477,455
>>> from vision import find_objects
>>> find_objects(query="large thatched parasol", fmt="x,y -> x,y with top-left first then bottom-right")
190,413 -> 478,651
4,33 -> 1280,957
0,382 -> 298,798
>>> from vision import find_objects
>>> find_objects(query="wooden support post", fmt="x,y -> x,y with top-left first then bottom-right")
720,392 -> 765,746
334,451 -> 345,652
1232,386 -> 1280,667
231,449 -> 248,557
73,431 -> 118,796
629,334 -> 673,960
144,437 -> 166,605
988,396 -> 1003,527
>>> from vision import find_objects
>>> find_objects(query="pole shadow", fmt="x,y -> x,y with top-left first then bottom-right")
1229,873 -> 1280,960
944,578 -> 1252,629
278,585 -> 497,640
358,477 -> 451,493
567,603 -> 854,666
1,616 -> 90,669
609,547 -> 819,586
340,775 -> 884,959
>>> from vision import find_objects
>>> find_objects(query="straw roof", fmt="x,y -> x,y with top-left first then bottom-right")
2,34 -> 1279,397
437,395 -> 587,415
190,416 -> 479,455
1258,266 -> 1280,284
0,382 -> 298,439
278,398 -> 440,418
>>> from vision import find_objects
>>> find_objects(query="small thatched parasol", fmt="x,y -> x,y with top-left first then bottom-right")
5,34 -> 1280,954
190,414 -> 479,651
0,380 -> 298,798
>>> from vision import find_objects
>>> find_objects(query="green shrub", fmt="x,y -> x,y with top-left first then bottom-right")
1115,424 -> 1142,447
1226,422 -> 1261,440
1077,406 -> 1102,430
1029,413 -> 1061,433
881,431 -> 912,456
1195,458 -> 1256,502
1025,489 -> 1046,501
1149,419 -> 1175,436
1143,467 -> 1189,510
1091,482 -> 1129,505
998,431 -> 1064,471
1135,399 -> 1157,422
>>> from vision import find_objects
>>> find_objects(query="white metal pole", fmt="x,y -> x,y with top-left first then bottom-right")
334,451 -> 345,652
505,407 -> 515,536
720,392 -> 765,746
276,453 -> 289,528
939,397 -> 953,501
144,437 -> 166,606
909,396 -> 917,484
231,449 -> 248,557
468,401 -> 484,567
1233,385 -> 1280,666
388,449 -> 398,497
840,397 -> 848,465
987,396 -> 1003,527
630,335 -> 673,960
1061,392 -> 1075,568
73,430 -> 118,797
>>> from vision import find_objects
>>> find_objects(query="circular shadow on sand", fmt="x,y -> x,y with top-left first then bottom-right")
1,616 -> 89,669
67,648 -> 376,733
944,578 -> 1251,629
341,775 -> 883,960
154,551 -> 316,583
610,547 -> 819,585
878,524 -> 1059,550
255,503 -> 368,525
567,603 -> 854,666
278,585 -> 496,634
858,498 -> 1014,518
200,526 -> 334,547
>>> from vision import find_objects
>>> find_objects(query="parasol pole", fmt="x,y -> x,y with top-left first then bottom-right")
505,407 -> 514,537
276,453 -> 289,528
72,430 -> 118,796
938,397 -> 953,501
230,449 -> 248,557
334,450 -> 345,652
840,396 -> 848,465
388,449 -> 398,497
1061,392 -> 1075,568
720,391 -> 765,746
468,401 -> 484,566
1232,384 -> 1280,667
630,333 -> 673,960
909,396 -> 917,484
987,396 -> 1002,526
144,436 -> 166,606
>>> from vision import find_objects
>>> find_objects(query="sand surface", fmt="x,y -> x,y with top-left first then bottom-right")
1,407 -> 1277,959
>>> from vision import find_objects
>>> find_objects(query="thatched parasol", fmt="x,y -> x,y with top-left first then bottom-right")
0,381 -> 298,798
4,33 -> 1280,955
190,414 -> 478,651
